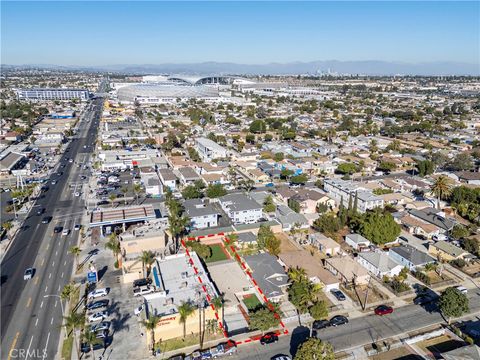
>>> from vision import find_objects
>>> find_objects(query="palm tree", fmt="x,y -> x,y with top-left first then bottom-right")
60,283 -> 75,303
141,250 -> 155,278
82,329 -> 102,360
178,301 -> 195,339
64,311 -> 84,359
2,221 -> 13,232
105,234 -> 121,265
430,175 -> 452,209
121,187 -> 128,205
211,294 -> 228,332
142,314 -> 160,355
168,214 -> 190,253
108,193 -> 116,208
69,246 -> 81,269
133,183 -> 142,205
287,266 -> 307,283
227,233 -> 238,244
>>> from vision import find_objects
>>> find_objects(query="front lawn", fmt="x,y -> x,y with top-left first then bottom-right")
243,294 -> 262,311
205,243 -> 230,263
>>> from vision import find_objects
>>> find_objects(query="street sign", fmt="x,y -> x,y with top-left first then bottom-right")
87,271 -> 98,283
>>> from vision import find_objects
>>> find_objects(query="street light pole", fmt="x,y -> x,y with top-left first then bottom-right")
44,294 -> 67,338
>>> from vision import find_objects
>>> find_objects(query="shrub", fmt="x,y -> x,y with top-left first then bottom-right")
451,258 -> 466,268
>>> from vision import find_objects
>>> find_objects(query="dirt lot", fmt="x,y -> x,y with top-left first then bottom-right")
416,335 -> 464,359
342,284 -> 388,308
457,260 -> 480,277
276,232 -> 299,253
370,346 -> 423,360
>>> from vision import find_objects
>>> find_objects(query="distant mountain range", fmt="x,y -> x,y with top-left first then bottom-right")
3,60 -> 479,76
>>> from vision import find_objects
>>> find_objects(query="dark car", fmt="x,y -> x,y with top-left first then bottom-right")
97,200 -> 109,206
413,294 -> 436,305
36,208 -> 45,216
40,185 -> 49,192
329,315 -> 349,327
374,305 -> 394,316
312,319 -> 330,330
330,289 -> 346,301
80,338 -> 110,353
54,226 -> 63,233
133,278 -> 152,288
41,216 -> 52,224
260,332 -> 279,345
86,299 -> 109,311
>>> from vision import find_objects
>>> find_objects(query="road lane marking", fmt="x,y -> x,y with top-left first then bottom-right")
55,300 -> 57,308
55,251 -> 58,256
52,261 -> 55,267
61,272 -> 64,278
46,243 -> 49,250
25,335 -> 34,360
57,285 -> 61,292
7,332 -> 19,360
35,318 -> 39,327
44,286 -> 48,293
42,332 -> 51,360
64,260 -> 67,266
34,277 -> 39,285
40,300 -> 44,308
41,258 -> 45,266
27,297 -> 32,308
50,317 -> 54,325
48,273 -> 52,279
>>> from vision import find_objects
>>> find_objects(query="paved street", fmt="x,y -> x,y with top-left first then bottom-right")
0,93 -> 104,360
234,291 -> 480,359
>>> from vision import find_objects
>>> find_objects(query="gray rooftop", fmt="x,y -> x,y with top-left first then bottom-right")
237,232 -> 257,244
244,253 -> 289,299
158,168 -> 177,181
358,252 -> 402,272
183,199 -> 219,218
408,208 -> 455,231
178,167 -> 200,180
390,245 -> 435,266
219,193 -> 262,212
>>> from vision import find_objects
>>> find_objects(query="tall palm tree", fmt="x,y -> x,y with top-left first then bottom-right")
104,234 -> 121,264
211,294 -> 228,332
64,311 -> 84,359
287,266 -> 307,283
69,246 -> 81,269
141,250 -> 155,278
178,301 -> 195,339
169,214 -> 190,253
431,175 -> 452,209
60,283 -> 75,303
108,193 -> 116,208
121,187 -> 128,205
2,221 -> 13,232
142,314 -> 160,355
133,183 -> 142,205
83,329 -> 102,360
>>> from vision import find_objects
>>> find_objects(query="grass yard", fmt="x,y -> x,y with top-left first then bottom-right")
243,294 -> 262,311
205,243 -> 230,263
154,332 -> 224,353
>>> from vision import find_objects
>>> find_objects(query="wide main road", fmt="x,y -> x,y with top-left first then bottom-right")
1,93 -> 104,360
235,291 -> 480,359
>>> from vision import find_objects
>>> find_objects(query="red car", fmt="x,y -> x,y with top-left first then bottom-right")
374,305 -> 393,316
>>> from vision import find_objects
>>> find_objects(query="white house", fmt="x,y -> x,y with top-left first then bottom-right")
345,233 -> 371,250
309,233 -> 341,256
183,199 -> 219,230
195,137 -> 229,162
158,169 -> 177,191
357,251 -> 404,278
218,194 -> 263,225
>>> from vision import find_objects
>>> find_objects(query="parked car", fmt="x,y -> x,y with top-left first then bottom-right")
86,299 -> 109,311
88,311 -> 108,323
260,332 -> 279,345
24,268 -> 34,280
374,305 -> 394,316
329,315 -> 349,327
62,229 -> 70,236
271,356 -> 291,360
88,288 -> 109,299
330,289 -> 346,301
134,304 -> 144,316
36,208 -> 45,216
210,342 -> 237,357
95,329 -> 109,339
312,319 -> 330,330
133,286 -> 154,297
133,278 -> 152,288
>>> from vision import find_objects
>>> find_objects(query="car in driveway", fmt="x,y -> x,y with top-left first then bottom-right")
330,288 -> 346,301
329,315 -> 349,327
24,268 -> 34,280
374,305 -> 394,316
413,294 -> 436,305
260,332 -> 279,345
86,299 -> 109,311
312,319 -> 330,330
88,288 -> 109,299
133,278 -> 152,288
88,311 -> 108,323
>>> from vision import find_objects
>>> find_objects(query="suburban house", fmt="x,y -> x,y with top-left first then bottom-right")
218,193 -> 263,225
345,233 -> 371,251
389,245 -> 436,270
244,253 -> 289,302
323,178 -> 384,213
158,168 -> 177,191
407,208 -> 456,235
357,251 -> 404,278
399,214 -> 440,239
236,232 -> 257,248
183,199 -> 219,230
177,167 -> 201,186
290,188 -> 335,214
428,241 -> 471,262
451,171 -> 480,185
195,137 -> 229,161
308,233 -> 341,256
275,204 -> 309,231
324,256 -> 370,285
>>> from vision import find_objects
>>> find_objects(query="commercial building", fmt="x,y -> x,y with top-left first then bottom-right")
195,137 -> 229,162
145,253 -> 218,341
17,88 -> 90,101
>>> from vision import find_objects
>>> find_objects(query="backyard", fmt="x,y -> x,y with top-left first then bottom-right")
242,294 -> 262,311
205,243 -> 230,263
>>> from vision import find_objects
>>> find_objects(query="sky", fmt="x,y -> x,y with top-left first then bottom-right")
1,1 -> 479,66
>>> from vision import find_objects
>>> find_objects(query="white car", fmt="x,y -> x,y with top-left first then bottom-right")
74,192 -> 80,197
88,311 -> 108,323
24,268 -> 34,280
74,224 -> 81,231
69,159 -> 73,163
88,288 -> 108,299
62,229 -> 70,236
134,304 -> 144,316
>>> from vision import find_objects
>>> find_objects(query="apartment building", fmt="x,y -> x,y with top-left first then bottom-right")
17,88 -> 90,101
323,178 -> 384,212
195,137 -> 229,161
218,193 -> 263,224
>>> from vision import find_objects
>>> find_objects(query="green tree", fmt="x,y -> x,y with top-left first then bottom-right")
416,160 -> 435,177
431,175 -> 452,209
133,183 -> 143,204
377,161 -> 397,173
104,234 -> 121,261
288,198 -> 301,213
141,250 -> 155,278
248,307 -> 279,333
290,174 -> 308,185
143,315 -> 160,354
64,310 -> 84,357
294,338 -> 334,360
449,153 -> 474,171
287,267 -> 307,283
450,224 -> 469,240
309,300 -> 328,320
263,195 -> 276,213
265,234 -> 281,256
249,119 -> 267,133
312,213 -> 342,236
69,246 -> 81,269
2,221 -> 13,232
206,184 -> 227,198
336,163 -> 357,175
358,210 -> 400,245
257,225 -> 275,250
178,301 -> 196,339
438,287 -> 469,324
280,169 -> 294,180
83,329 -> 102,359
60,283 -> 76,303
182,184 -> 203,199
186,241 -> 212,259
273,152 -> 284,162
463,238 -> 479,256
187,147 -> 201,162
